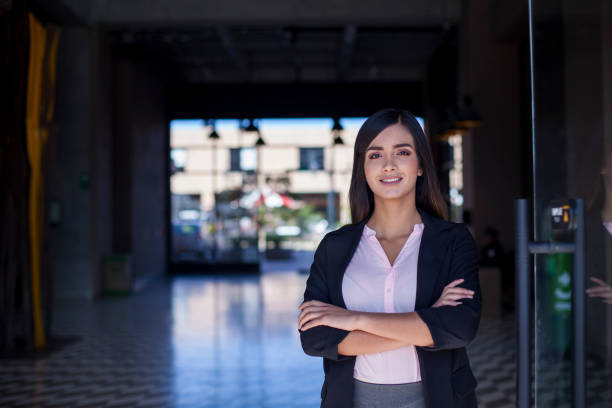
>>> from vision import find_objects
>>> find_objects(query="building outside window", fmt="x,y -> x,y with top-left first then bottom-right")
169,118 -> 368,266
170,148 -> 187,173
299,147 -> 324,170
230,147 -> 257,171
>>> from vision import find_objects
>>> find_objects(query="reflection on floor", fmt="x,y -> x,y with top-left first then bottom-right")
0,271 -> 607,407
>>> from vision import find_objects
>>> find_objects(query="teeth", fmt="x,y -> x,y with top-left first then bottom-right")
381,178 -> 401,183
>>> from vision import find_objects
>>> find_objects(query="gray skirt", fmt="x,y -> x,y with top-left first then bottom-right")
353,379 -> 426,408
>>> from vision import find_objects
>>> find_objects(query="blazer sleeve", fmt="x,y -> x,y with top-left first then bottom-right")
416,224 -> 482,351
299,235 -> 352,361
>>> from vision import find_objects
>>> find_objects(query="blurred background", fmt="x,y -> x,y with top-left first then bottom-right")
2,0 -> 612,407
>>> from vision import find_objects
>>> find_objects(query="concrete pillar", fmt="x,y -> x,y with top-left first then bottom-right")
113,59 -> 168,284
49,26 -> 113,299
460,0 -> 523,251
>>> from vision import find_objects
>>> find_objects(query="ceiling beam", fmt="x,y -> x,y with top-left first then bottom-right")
168,82 -> 425,119
215,26 -> 249,81
90,0 -> 460,27
336,25 -> 357,81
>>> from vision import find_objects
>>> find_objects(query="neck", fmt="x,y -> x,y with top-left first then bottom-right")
367,194 -> 422,239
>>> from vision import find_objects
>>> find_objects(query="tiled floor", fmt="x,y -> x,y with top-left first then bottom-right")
1,270 -> 611,407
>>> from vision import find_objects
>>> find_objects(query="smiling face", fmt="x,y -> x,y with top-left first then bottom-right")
364,123 -> 422,202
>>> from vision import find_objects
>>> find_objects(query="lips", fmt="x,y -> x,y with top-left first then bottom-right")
379,177 -> 403,184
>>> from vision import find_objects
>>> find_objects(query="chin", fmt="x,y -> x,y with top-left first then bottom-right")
373,189 -> 412,201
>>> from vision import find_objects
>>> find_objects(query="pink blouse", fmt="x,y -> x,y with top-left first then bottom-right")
341,223 -> 424,384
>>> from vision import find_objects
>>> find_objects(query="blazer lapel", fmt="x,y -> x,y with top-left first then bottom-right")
331,219 -> 368,308
415,210 -> 444,310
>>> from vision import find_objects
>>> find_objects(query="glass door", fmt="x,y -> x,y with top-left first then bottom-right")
528,0 -> 612,406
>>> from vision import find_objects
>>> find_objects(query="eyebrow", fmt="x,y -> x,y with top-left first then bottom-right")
366,143 -> 413,151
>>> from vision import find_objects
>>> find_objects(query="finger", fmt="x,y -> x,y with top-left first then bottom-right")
298,306 -> 332,321
442,284 -> 470,296
440,300 -> 462,307
299,300 -> 329,310
445,279 -> 465,289
298,309 -> 312,328
300,317 -> 323,331
298,311 -> 323,329
300,305 -> 329,312
299,300 -> 320,310
445,288 -> 475,296
440,292 -> 472,301
298,306 -> 329,325
298,309 -> 322,328
442,293 -> 473,301
586,287 -> 611,294
589,277 -> 607,286
297,309 -> 310,328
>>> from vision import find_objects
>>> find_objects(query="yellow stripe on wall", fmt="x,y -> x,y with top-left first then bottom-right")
26,12 -> 60,350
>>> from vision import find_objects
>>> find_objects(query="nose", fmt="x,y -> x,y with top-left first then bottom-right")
382,155 -> 396,172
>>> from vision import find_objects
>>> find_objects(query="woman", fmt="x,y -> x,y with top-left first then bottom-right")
298,108 -> 481,408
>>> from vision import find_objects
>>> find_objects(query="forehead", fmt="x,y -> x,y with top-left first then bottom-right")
367,123 -> 415,148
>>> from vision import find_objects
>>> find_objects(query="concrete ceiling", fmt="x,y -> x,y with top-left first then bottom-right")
59,0 -> 460,27
110,25 -> 451,84
36,0 -> 460,85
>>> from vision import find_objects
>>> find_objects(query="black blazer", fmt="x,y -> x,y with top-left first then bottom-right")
299,209 -> 481,408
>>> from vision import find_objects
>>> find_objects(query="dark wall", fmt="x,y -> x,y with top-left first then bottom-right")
90,26 -> 114,298
49,26 -> 96,299
113,59 -> 168,283
48,25 -> 115,299
49,24 -> 168,299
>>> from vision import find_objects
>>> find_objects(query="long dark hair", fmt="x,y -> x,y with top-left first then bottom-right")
349,108 -> 448,224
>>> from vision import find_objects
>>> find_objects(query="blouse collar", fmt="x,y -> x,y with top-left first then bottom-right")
363,222 -> 424,239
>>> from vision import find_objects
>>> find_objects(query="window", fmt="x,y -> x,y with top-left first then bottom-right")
299,147 -> 324,170
170,148 -> 187,173
230,147 -> 257,171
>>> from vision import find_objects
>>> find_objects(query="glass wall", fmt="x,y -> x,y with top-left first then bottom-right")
530,0 -> 612,405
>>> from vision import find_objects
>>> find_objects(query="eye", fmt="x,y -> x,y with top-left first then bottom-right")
397,150 -> 411,156
368,152 -> 381,159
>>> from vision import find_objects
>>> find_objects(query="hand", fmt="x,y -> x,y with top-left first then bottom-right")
586,277 -> 612,304
432,279 -> 474,308
298,300 -> 359,332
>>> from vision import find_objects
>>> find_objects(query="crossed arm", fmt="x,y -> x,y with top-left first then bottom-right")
298,279 -> 473,356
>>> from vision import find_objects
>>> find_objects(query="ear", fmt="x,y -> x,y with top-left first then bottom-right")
418,168 -> 423,176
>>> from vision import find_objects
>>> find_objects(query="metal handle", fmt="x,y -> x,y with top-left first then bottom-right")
515,199 -> 530,408
573,199 -> 585,408
514,198 -> 585,408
